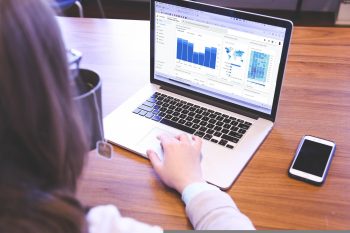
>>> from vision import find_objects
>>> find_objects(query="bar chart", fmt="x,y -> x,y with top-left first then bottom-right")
176,38 -> 217,69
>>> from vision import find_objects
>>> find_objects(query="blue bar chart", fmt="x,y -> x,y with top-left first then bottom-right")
176,38 -> 217,69
248,51 -> 269,83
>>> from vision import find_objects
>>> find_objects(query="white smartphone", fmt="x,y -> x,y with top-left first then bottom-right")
288,135 -> 336,185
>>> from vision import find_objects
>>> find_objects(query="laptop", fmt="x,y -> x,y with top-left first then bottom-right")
104,0 -> 293,189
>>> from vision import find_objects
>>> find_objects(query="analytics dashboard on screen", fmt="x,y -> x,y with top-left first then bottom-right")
154,2 -> 286,114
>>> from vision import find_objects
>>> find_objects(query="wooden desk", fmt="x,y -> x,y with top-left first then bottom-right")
58,17 -> 350,230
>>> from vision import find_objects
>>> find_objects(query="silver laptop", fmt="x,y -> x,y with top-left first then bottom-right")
104,0 -> 293,189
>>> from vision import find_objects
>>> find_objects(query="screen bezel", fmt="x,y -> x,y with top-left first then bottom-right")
150,0 -> 293,122
289,135 -> 336,183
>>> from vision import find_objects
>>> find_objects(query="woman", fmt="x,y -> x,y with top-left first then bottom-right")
0,0 -> 254,232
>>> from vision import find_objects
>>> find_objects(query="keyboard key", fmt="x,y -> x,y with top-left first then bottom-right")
223,118 -> 231,124
226,144 -> 234,149
229,131 -> 242,138
222,134 -> 239,143
147,98 -> 156,103
203,134 -> 212,140
209,119 -> 216,124
211,138 -> 218,143
193,124 -> 200,129
151,115 -> 161,121
244,121 -> 252,126
238,123 -> 250,130
178,119 -> 186,124
145,112 -> 153,119
164,114 -> 172,119
237,119 -> 244,123
216,116 -> 224,121
214,131 -> 222,137
231,121 -> 238,126
158,112 -> 166,117
138,110 -> 147,116
194,131 -> 205,137
216,122 -> 224,126
222,129 -> 229,134
133,108 -> 141,114
238,129 -> 246,134
193,119 -> 200,124
138,105 -> 153,112
160,118 -> 195,134
186,116 -> 194,121
219,139 -> 228,146
199,126 -> 207,132
185,121 -> 193,127
214,126 -> 222,131
230,126 -> 239,131
171,117 -> 179,122
152,92 -> 160,97
202,116 -> 209,121
143,101 -> 154,107
207,129 -> 215,134
199,121 -> 207,126
207,123 -> 215,129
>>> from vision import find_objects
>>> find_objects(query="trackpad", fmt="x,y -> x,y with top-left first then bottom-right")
137,128 -> 176,161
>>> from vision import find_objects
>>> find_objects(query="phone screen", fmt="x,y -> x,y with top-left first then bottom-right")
292,139 -> 333,177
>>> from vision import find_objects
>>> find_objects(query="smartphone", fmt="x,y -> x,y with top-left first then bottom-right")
288,135 -> 336,185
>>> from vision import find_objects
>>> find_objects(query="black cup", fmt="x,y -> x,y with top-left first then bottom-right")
72,69 -> 103,150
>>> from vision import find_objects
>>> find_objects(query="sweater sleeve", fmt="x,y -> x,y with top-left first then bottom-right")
86,205 -> 163,233
185,190 -> 255,230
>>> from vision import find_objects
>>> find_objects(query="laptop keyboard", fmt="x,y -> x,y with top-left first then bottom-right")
132,92 -> 252,149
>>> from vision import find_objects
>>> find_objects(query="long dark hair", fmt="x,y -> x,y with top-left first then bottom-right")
0,0 -> 88,232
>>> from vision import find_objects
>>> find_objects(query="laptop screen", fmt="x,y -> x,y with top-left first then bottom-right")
151,0 -> 292,119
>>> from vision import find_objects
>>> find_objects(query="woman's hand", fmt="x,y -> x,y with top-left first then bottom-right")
147,134 -> 204,193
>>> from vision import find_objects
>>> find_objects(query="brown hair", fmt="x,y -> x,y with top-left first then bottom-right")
0,0 -> 88,232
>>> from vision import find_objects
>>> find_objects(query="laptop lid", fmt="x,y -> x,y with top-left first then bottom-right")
150,0 -> 293,122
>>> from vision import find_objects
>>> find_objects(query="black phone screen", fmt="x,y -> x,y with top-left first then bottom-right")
292,139 -> 333,177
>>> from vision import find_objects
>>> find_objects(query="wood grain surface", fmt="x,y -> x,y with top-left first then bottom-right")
58,18 -> 350,230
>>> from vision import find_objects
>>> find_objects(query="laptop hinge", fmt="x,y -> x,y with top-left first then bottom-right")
160,86 -> 259,120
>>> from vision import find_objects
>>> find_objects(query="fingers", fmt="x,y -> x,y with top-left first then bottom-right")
192,135 -> 202,151
157,134 -> 174,145
147,149 -> 162,172
158,133 -> 201,148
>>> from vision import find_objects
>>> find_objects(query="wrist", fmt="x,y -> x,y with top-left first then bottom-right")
176,177 -> 205,193
181,181 -> 219,205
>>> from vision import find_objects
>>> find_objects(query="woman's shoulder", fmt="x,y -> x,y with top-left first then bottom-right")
86,205 -> 163,233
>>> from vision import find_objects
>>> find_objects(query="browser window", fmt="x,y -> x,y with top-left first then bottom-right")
154,1 -> 287,114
